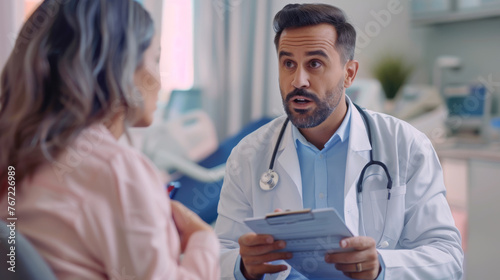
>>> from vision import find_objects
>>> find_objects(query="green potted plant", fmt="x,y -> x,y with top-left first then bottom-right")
372,54 -> 414,113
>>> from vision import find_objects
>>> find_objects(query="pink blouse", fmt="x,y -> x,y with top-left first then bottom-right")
1,124 -> 220,279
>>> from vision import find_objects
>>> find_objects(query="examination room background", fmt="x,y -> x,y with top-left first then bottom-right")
1,0 -> 500,279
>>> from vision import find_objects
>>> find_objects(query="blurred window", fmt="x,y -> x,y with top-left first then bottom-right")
23,0 -> 194,101
160,0 -> 194,100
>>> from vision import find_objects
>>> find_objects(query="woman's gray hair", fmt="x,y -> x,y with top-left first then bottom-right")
0,0 -> 155,191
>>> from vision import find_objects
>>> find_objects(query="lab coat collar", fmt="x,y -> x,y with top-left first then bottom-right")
346,96 -> 372,152
276,121 -> 303,199
344,96 -> 372,235
344,96 -> 372,192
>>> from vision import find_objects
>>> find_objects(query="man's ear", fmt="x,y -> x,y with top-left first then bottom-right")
344,60 -> 359,88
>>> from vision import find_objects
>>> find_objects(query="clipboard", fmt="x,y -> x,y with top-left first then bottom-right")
244,208 -> 354,279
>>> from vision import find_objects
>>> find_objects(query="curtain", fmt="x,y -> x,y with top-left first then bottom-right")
0,1 -> 25,71
193,0 -> 284,140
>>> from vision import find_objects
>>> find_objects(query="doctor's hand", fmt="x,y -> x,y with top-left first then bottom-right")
324,236 -> 381,280
238,232 -> 292,280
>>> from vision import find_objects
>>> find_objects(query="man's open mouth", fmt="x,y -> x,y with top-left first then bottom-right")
293,96 -> 312,104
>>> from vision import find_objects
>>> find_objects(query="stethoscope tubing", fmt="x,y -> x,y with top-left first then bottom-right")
268,118 -> 289,171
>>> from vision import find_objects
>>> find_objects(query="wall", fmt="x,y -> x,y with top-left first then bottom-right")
422,17 -> 500,113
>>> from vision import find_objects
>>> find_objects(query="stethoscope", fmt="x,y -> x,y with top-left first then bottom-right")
259,103 -> 393,247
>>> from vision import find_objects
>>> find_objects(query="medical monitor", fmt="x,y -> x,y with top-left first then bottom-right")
163,88 -> 202,121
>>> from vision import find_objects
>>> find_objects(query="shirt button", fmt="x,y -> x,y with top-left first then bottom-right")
319,193 -> 325,199
319,154 -> 323,159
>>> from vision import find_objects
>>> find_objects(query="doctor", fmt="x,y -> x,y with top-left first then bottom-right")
215,3 -> 463,280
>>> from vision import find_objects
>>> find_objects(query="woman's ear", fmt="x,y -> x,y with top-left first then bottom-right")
344,60 -> 359,88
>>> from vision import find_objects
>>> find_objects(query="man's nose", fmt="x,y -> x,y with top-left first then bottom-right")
291,66 -> 310,89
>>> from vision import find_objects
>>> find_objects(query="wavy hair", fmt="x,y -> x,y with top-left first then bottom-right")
0,0 -> 154,196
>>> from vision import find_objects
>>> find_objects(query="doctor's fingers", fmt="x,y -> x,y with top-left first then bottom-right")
324,249 -> 379,266
242,251 -> 293,265
239,232 -> 275,246
243,263 -> 289,278
334,261 -> 379,274
327,255 -> 380,280
340,236 -> 376,250
240,240 -> 287,256
341,270 -> 380,280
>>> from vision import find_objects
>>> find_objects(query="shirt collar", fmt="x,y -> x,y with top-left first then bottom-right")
292,101 -> 352,150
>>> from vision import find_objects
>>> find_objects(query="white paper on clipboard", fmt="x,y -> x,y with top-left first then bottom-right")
244,208 -> 354,279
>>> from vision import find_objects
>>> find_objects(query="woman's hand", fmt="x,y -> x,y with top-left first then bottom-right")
170,201 -> 213,252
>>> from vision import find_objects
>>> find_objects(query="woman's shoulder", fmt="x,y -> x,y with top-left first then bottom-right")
74,124 -> 143,165
41,124 -> 164,198
60,125 -> 153,172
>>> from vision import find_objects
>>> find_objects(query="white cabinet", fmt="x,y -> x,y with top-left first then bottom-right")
439,148 -> 500,279
411,0 -> 500,25
466,159 -> 500,279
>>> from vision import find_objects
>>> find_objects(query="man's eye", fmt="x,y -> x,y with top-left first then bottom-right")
310,60 -> 322,68
284,61 -> 295,68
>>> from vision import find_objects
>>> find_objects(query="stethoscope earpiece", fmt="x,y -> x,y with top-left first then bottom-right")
259,170 -> 279,191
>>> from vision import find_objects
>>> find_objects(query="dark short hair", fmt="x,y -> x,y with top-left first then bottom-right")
273,3 -> 356,63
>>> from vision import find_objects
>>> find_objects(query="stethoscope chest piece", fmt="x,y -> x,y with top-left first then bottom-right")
259,170 -> 279,191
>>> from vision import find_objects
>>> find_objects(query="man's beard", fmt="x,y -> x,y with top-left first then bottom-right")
282,80 -> 344,128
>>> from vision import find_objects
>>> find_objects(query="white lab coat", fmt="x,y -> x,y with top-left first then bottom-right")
215,98 -> 464,280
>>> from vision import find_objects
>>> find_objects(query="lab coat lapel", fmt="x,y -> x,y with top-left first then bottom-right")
344,99 -> 372,236
276,123 -> 303,199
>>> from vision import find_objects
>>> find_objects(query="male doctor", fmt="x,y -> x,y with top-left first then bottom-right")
215,3 -> 463,280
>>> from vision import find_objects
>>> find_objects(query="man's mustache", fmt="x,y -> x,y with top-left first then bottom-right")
285,88 -> 320,103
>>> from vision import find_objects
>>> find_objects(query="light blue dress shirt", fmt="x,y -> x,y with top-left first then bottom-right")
293,104 -> 351,217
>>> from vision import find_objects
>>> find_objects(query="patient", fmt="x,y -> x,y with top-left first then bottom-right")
0,0 -> 219,279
